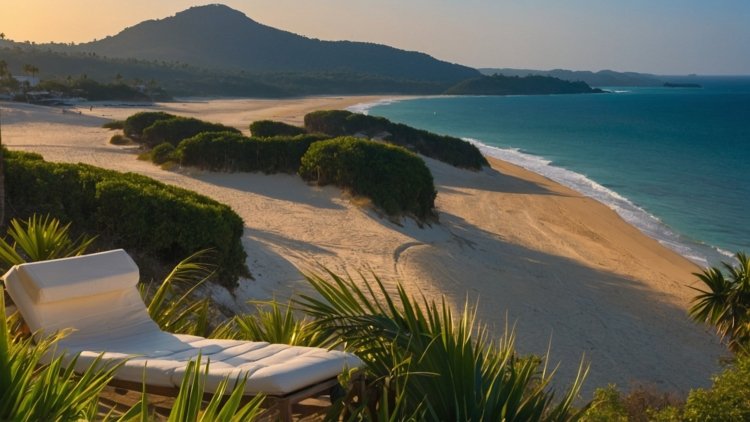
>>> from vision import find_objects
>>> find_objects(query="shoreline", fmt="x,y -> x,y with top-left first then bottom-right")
1,97 -> 724,396
351,96 -> 730,268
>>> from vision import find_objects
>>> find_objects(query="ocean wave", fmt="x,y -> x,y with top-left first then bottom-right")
346,98 -> 408,115
464,137 -> 728,267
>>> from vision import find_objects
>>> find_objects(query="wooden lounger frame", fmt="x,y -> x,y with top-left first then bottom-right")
108,372 -> 364,421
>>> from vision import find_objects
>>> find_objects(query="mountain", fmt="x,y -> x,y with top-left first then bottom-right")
71,4 -> 479,84
479,68 -> 663,87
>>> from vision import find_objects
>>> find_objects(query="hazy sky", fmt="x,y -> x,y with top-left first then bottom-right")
2,0 -> 749,75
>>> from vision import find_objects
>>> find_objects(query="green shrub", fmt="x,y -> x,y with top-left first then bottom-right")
123,111 -> 176,139
101,120 -> 125,130
151,142 -> 176,164
304,110 -> 489,170
299,137 -> 436,219
142,116 -> 240,147
249,120 -> 307,137
109,134 -> 132,145
682,356 -> 750,421
4,152 -> 247,288
176,132 -> 329,173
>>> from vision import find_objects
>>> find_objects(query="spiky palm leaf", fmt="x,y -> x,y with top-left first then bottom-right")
215,300 -> 332,347
141,249 -> 216,337
0,214 -> 96,272
1,288 -> 123,421
295,270 -> 588,421
690,252 -> 750,353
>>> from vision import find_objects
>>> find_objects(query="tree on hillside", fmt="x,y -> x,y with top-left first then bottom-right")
689,252 -> 750,354
0,33 -> 5,40
22,64 -> 39,82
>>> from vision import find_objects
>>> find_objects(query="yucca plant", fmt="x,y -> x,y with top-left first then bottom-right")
0,214 -> 96,272
213,299 -> 332,347
296,270 -> 589,421
689,252 -> 750,354
141,249 -> 216,337
0,287 -> 122,421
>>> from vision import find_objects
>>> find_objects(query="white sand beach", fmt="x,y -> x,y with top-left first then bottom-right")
1,98 -> 725,396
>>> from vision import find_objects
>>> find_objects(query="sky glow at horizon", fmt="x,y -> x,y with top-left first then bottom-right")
1,0 -> 749,75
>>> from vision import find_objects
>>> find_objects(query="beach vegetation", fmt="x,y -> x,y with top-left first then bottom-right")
213,300 -> 331,348
0,288 -> 124,421
109,133 -> 132,145
175,131 -> 329,174
299,137 -> 437,219
3,150 -> 247,288
582,355 -> 750,421
681,355 -> 750,421
142,116 -> 240,147
102,120 -> 125,130
150,142 -> 176,165
689,252 -> 750,353
1,287 -> 266,421
295,270 -> 588,420
123,111 -> 176,139
0,214 -> 95,272
141,249 -> 215,337
304,110 -> 488,170
249,120 -> 307,137
34,77 -> 157,102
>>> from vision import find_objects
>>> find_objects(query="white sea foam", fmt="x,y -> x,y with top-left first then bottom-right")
464,137 -> 729,267
346,98 -> 405,115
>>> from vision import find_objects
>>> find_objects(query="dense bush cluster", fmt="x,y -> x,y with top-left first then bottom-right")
123,111 -> 176,139
142,116 -> 240,147
304,110 -> 488,170
3,150 -> 247,288
583,356 -> 750,421
176,132 -> 329,173
249,120 -> 307,137
109,134 -> 132,145
299,137 -> 436,219
150,142 -> 176,164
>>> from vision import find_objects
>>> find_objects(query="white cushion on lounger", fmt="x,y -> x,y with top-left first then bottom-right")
2,250 -> 362,396
15,249 -> 138,304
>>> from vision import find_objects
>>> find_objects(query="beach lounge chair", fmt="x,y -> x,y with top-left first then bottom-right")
2,249 -> 362,420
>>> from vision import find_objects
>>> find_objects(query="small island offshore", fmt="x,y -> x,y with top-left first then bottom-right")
663,82 -> 703,88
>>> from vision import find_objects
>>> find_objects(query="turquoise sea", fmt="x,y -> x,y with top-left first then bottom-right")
357,77 -> 750,267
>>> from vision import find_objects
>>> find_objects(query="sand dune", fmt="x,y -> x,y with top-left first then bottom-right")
1,98 -> 724,396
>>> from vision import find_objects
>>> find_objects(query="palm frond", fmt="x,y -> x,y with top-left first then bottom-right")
295,269 -> 588,421
689,252 -> 750,353
0,214 -> 96,272
141,249 -> 216,336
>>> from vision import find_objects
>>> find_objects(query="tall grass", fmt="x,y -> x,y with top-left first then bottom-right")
296,270 -> 589,421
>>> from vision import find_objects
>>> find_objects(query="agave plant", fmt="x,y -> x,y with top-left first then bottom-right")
0,214 -> 96,272
689,252 -> 750,354
0,287 -> 122,421
141,249 -> 216,337
212,299 -> 332,348
295,270 -> 589,421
